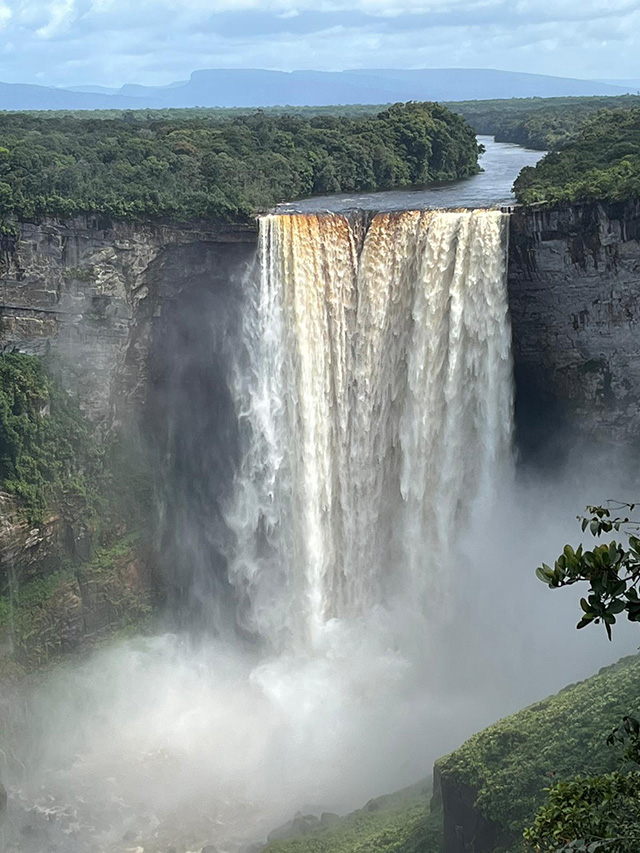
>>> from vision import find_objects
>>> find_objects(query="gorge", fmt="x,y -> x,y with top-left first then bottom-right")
1,182 -> 640,850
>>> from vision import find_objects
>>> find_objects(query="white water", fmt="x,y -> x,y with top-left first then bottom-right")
7,206 -> 635,853
225,209 -> 512,648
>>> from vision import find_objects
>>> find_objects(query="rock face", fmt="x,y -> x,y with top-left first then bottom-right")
2,203 -> 639,666
0,215 -> 256,667
508,201 -> 640,456
3,202 -> 637,472
0,216 -> 256,572
0,215 -> 256,428
434,766 -> 514,853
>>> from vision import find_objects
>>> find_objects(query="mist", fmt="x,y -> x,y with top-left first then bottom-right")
1,211 -> 638,853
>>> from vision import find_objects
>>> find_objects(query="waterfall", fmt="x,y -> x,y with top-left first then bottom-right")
224,208 -> 513,650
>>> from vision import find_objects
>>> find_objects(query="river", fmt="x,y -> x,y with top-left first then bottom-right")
276,135 -> 545,213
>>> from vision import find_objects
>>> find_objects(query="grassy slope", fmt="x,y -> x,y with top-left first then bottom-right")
263,781 -> 442,853
263,656 -> 640,853
437,654 -> 640,837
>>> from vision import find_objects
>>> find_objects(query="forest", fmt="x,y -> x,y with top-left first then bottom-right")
514,109 -> 640,204
451,94 -> 640,151
0,102 -> 479,223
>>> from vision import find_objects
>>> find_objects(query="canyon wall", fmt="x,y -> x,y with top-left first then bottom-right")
508,200 -> 640,456
0,215 -> 256,426
0,216 -> 255,669
2,201 -> 639,670
4,201 -> 638,462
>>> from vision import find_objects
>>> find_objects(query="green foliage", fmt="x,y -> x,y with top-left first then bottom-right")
26,95 -> 640,155
514,110 -> 640,204
536,503 -> 640,640
527,503 -> 640,851
264,781 -> 442,853
0,352 -> 153,531
0,103 -> 479,223
0,533 -> 153,668
605,715 -> 640,766
16,104 -> 390,122
450,95 -> 640,152
523,772 -> 640,852
523,714 -> 640,852
0,352 -> 97,523
436,655 -> 640,835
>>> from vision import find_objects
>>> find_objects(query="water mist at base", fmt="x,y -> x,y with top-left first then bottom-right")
2,210 -> 638,853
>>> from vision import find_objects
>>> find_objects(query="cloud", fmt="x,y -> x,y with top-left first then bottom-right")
36,0 -> 76,38
0,0 -> 638,86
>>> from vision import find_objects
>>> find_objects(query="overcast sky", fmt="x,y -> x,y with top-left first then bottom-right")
0,0 -> 638,88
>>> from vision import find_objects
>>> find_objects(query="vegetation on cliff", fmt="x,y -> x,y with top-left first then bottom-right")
514,109 -> 640,204
0,352 -> 152,526
0,102 -> 479,223
0,352 -> 156,674
436,654 -> 640,842
524,771 -> 640,852
0,353 -> 97,523
263,781 -> 442,853
0,534 -> 155,673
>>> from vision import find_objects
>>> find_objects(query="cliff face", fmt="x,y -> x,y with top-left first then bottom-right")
0,216 -> 256,669
4,202 -> 637,470
508,201 -> 640,456
434,765 -> 514,853
2,202 -> 639,670
0,215 -> 256,427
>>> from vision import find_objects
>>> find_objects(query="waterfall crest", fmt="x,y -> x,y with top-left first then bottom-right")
225,209 -> 513,649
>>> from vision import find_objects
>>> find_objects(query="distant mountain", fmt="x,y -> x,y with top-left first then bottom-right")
82,69 -> 636,109
0,81 -> 160,110
0,68 -> 635,112
596,79 -> 640,92
66,85 -> 122,95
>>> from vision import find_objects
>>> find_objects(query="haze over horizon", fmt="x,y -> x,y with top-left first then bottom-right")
0,0 -> 637,90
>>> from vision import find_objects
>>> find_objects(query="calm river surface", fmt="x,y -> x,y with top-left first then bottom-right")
276,135 -> 545,213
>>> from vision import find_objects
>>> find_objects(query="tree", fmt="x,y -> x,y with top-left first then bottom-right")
525,503 -> 640,852
535,502 -> 640,640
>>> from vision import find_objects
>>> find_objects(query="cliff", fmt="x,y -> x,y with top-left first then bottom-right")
4,201 -> 638,456
508,200 -> 640,455
2,201 -> 639,668
435,654 -> 640,853
0,215 -> 256,425
0,215 -> 256,670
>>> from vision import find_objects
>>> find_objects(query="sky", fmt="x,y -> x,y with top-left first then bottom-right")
0,0 -> 638,88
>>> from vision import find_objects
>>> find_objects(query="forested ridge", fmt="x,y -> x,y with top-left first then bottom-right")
36,94 -> 640,154
0,102 -> 479,223
514,109 -> 640,204
452,94 -> 640,151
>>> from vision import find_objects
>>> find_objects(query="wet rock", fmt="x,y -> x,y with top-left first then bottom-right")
201,845 -> 218,853
0,780 -> 6,814
509,201 -> 640,450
